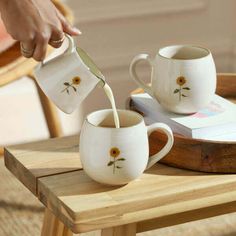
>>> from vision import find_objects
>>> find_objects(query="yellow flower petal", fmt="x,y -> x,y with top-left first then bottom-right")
72,76 -> 81,85
176,76 -> 186,86
110,147 -> 120,158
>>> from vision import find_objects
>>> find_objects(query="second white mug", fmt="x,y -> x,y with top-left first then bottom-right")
130,45 -> 217,114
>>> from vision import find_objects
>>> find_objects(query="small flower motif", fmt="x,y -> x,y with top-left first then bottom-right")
174,76 -> 190,101
72,76 -> 81,85
107,147 -> 125,174
110,147 -> 120,158
176,76 -> 186,86
61,76 -> 81,94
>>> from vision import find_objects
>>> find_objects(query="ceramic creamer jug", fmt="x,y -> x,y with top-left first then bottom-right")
34,34 -> 105,114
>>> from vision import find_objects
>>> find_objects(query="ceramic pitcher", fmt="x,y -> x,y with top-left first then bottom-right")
34,35 -> 105,114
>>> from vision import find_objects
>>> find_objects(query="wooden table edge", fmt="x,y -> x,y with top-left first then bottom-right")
4,147 -> 37,194
3,135 -> 81,195
4,134 -> 236,235
38,190 -> 236,234
137,200 -> 236,233
37,168 -> 236,234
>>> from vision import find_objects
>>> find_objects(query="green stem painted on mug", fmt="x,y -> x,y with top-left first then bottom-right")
179,85 -> 182,101
61,83 -> 73,93
113,158 -> 116,174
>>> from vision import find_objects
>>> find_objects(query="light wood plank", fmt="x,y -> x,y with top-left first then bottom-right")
101,223 -> 136,236
5,135 -> 236,234
4,135 -> 82,195
137,200 -> 236,233
41,208 -> 73,236
69,191 -> 236,233
62,228 -> 73,236
41,208 -> 55,236
38,164 -> 236,233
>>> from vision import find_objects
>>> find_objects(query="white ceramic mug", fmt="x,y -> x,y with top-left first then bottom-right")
130,45 -> 217,114
79,109 -> 174,185
34,35 -> 105,114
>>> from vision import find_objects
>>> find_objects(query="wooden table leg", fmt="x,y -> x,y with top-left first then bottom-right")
101,223 -> 136,236
41,208 -> 73,236
28,74 -> 63,138
2,74 -> 63,158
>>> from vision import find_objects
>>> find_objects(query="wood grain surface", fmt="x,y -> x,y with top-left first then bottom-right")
4,135 -> 82,195
38,162 -> 236,233
41,209 -> 73,236
4,135 -> 236,234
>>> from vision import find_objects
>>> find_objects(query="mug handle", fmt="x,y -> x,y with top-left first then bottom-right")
41,34 -> 75,66
146,123 -> 174,170
129,54 -> 154,97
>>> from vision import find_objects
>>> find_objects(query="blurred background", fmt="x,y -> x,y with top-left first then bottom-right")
1,0 -> 236,146
1,1 -> 236,236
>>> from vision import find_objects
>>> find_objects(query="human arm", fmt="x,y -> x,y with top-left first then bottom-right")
0,0 -> 81,61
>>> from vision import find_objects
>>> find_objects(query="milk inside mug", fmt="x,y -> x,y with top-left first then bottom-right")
130,45 -> 217,114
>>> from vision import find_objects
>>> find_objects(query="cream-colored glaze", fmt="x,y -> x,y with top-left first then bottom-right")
79,109 -> 173,185
130,45 -> 217,114
34,34 -> 105,114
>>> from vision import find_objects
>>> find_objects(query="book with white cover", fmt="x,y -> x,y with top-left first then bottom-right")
131,93 -> 236,140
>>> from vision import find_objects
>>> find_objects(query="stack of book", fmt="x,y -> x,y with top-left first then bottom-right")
130,93 -> 236,141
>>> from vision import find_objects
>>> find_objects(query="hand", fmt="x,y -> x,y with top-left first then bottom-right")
0,0 -> 81,61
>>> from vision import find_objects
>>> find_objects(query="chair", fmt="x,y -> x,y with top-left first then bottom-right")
0,0 -> 74,154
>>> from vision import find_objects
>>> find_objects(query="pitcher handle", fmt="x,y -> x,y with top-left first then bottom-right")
146,123 -> 174,170
129,54 -> 154,97
64,34 -> 76,55
41,34 -> 75,66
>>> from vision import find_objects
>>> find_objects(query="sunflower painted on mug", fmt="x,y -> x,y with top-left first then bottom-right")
107,147 -> 126,174
173,76 -> 190,101
61,76 -> 81,94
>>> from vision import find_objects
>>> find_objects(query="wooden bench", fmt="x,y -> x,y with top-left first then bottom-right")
4,135 -> 236,235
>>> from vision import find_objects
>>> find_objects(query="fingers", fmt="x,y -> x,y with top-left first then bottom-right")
49,29 -> 65,48
20,12 -> 81,61
20,29 -> 65,61
20,40 -> 35,58
33,31 -> 50,61
56,10 -> 82,36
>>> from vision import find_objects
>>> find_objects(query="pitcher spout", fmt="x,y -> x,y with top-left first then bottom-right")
96,75 -> 106,87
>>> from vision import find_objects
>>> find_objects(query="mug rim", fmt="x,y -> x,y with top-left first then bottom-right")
158,44 -> 211,61
86,109 -> 144,129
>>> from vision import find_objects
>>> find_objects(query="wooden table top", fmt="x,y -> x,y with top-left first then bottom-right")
4,136 -> 236,233
4,135 -> 82,195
